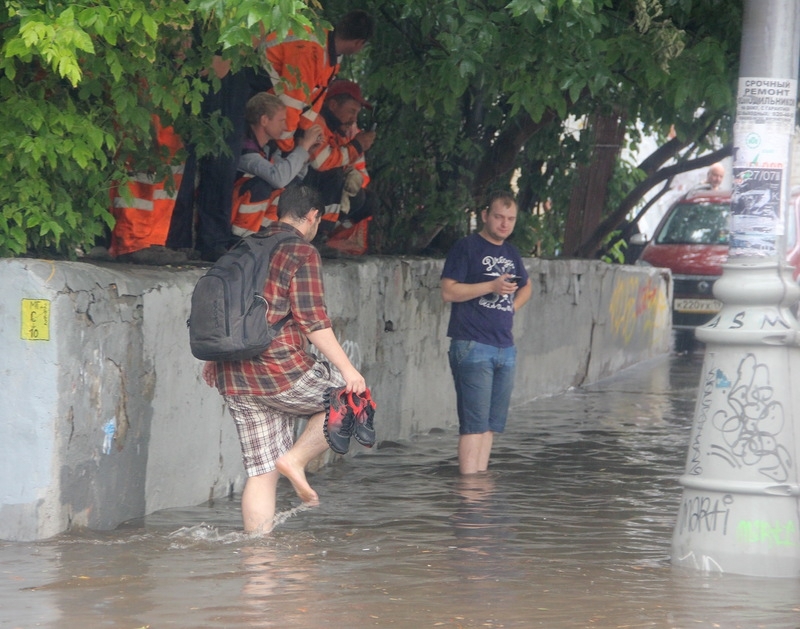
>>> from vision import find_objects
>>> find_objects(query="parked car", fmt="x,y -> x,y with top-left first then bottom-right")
634,188 -> 800,350
633,190 -> 730,349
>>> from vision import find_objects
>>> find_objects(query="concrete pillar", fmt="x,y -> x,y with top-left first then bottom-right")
671,0 -> 800,577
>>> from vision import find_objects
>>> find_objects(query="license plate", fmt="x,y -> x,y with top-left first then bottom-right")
674,298 -> 723,313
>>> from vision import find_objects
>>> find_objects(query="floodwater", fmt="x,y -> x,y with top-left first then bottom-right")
3,352 -> 800,629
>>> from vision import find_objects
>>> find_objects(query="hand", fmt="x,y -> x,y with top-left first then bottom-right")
353,130 -> 376,152
492,274 -> 519,296
298,124 -> 324,151
202,361 -> 218,388
341,366 -> 366,395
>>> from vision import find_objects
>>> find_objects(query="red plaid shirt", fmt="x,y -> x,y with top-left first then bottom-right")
215,222 -> 331,395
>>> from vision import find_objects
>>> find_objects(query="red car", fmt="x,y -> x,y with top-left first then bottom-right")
635,188 -> 800,349
634,190 -> 730,350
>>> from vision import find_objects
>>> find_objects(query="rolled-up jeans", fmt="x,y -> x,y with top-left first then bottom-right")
448,340 -> 517,435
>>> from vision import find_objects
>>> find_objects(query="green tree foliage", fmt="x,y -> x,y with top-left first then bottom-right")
336,0 -> 741,256
0,0 -> 742,259
0,0 -> 316,257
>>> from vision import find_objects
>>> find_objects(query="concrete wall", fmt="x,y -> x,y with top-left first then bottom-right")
0,256 -> 671,541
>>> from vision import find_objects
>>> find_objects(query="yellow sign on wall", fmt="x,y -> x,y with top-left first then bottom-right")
21,299 -> 51,341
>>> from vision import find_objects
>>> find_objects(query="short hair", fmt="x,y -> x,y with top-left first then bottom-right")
277,185 -> 323,220
334,10 -> 375,41
245,93 -> 285,126
485,191 -> 517,213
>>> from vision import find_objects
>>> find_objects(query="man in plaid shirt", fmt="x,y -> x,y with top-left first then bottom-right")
205,185 -> 366,533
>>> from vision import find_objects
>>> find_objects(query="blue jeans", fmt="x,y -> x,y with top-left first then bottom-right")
448,340 -> 517,435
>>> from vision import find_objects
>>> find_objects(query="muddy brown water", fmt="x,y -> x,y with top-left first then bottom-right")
2,352 -> 799,628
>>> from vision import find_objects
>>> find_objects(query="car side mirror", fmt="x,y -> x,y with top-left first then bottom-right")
629,233 -> 648,246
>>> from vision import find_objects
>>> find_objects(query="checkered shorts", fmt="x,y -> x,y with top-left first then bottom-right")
224,360 -> 345,477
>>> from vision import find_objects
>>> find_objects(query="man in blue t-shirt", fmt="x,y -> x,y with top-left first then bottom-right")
441,191 -> 532,474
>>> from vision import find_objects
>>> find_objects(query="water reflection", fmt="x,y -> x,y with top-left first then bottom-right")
3,353 -> 800,628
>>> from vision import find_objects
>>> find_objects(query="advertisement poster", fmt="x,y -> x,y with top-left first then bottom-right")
736,78 -> 797,134
730,167 -> 781,256
730,78 -> 797,257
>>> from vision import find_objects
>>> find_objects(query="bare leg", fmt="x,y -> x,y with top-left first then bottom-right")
276,411 -> 328,504
241,469 -> 280,533
458,431 -> 494,475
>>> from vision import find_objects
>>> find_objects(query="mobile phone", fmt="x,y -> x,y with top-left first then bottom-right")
506,275 -> 520,285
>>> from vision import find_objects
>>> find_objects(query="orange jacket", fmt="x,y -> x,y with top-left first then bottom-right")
260,28 -> 339,152
230,139 -> 284,236
230,175 -> 281,237
309,117 -> 363,173
109,116 -> 184,256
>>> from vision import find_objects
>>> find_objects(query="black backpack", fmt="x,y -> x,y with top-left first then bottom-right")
187,231 -> 300,361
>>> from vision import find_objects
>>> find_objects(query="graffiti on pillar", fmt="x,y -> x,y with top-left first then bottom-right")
608,277 -> 667,343
674,551 -> 725,573
761,311 -> 792,330
677,493 -> 733,535
707,309 -> 792,330
710,353 -> 791,482
737,519 -> 797,548
688,367 -> 716,475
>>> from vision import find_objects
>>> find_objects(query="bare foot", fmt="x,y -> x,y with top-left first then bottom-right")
276,452 -> 319,504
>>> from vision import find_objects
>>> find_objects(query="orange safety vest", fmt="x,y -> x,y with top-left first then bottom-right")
230,140 -> 282,237
313,123 -> 370,227
109,116 -> 184,256
260,28 -> 340,152
309,117 -> 364,174
230,175 -> 282,237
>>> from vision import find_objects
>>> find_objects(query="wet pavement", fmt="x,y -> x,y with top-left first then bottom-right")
2,351 -> 800,629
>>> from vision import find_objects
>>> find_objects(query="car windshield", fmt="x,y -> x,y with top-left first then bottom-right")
655,201 -> 730,245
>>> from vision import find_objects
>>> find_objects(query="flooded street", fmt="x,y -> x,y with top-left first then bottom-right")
2,352 -> 799,629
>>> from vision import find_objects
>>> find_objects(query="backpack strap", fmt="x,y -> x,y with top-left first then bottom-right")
248,230 -> 302,333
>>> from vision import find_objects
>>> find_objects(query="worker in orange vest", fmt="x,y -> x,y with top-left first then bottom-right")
260,11 -> 374,153
305,80 -> 377,237
230,94 -> 323,237
109,116 -> 191,265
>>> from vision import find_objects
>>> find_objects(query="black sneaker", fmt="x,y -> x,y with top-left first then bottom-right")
323,386 -> 355,454
351,389 -> 376,448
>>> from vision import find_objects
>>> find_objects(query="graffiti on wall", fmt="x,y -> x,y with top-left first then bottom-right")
608,277 -> 668,344
309,338 -> 362,371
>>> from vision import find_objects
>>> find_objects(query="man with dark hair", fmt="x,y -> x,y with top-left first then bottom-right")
441,191 -> 532,475
261,10 -> 375,152
305,79 -> 377,234
205,184 -> 368,533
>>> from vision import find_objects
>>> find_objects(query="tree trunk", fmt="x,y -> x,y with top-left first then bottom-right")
563,108 -> 627,256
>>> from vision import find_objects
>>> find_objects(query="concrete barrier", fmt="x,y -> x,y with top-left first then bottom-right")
0,256 -> 671,540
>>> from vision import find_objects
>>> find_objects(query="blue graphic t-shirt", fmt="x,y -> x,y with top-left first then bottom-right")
441,232 -> 529,348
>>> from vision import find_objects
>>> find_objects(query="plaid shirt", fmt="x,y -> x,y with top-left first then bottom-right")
215,222 -> 331,395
